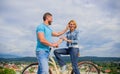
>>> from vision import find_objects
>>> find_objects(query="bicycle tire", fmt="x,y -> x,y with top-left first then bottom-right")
22,62 -> 52,74
71,61 -> 100,74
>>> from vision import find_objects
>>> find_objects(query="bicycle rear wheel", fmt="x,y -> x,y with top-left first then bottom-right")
22,62 -> 52,74
71,61 -> 100,74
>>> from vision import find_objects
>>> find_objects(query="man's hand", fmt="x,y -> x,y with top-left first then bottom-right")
52,24 -> 69,37
52,43 -> 58,48
66,24 -> 69,30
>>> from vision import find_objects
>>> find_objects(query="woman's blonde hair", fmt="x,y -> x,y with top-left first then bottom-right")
68,20 -> 77,29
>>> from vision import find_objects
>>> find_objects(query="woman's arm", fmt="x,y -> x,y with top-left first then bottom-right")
56,38 -> 63,45
60,37 -> 72,43
61,31 -> 79,43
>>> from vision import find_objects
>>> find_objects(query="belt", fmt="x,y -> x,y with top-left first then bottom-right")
68,45 -> 79,48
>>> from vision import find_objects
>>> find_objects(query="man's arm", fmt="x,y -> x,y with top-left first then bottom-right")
38,32 -> 58,47
52,25 -> 69,37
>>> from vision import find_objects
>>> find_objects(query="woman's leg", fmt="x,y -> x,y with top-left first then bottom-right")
69,47 -> 80,74
54,48 -> 68,67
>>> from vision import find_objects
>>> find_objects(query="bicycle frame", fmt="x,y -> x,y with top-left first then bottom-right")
48,56 -> 72,74
49,56 -> 60,74
22,49 -> 100,74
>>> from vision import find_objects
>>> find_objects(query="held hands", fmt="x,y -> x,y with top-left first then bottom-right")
51,43 -> 59,48
51,24 -> 70,48
60,36 -> 67,41
51,38 -> 64,48
60,36 -> 72,43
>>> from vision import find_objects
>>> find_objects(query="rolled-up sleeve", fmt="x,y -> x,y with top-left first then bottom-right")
37,25 -> 44,33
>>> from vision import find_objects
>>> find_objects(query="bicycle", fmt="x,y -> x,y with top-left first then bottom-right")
22,49 -> 100,74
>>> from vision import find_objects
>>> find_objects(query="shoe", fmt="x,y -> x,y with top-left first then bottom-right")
61,65 -> 66,72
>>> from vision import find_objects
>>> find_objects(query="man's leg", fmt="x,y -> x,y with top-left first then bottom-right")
36,50 -> 49,74
69,48 -> 80,74
54,48 -> 68,67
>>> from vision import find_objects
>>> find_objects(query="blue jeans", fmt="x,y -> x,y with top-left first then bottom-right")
36,50 -> 49,74
54,47 -> 80,74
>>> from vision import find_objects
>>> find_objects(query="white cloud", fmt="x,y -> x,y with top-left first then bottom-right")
81,41 -> 120,57
0,0 -> 120,57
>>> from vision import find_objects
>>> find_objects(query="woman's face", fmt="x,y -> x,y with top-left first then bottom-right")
69,22 -> 76,31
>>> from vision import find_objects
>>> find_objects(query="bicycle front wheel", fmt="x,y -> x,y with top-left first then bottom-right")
71,61 -> 100,74
22,62 -> 52,74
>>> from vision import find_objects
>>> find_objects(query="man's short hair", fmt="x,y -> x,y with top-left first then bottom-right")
43,12 -> 52,21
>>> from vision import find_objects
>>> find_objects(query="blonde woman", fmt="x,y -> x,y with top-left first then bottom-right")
54,20 -> 80,74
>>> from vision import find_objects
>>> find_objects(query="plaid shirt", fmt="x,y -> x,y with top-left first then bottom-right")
66,30 -> 79,47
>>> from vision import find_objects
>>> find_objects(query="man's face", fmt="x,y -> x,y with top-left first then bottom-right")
46,15 -> 53,25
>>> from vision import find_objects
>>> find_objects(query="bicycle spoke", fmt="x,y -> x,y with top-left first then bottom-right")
71,61 -> 100,74
78,63 -> 99,74
22,63 -> 52,74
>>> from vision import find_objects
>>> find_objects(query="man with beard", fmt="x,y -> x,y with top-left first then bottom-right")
36,12 -> 68,74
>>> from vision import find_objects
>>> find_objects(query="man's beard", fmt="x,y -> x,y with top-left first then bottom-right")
48,21 -> 52,25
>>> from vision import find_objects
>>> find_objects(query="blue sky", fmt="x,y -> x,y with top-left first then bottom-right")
0,0 -> 120,57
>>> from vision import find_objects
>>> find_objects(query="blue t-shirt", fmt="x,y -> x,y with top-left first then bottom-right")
36,23 -> 52,51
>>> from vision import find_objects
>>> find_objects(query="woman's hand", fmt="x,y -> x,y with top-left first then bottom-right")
60,37 -> 72,43
67,40 -> 72,43
60,37 -> 67,41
